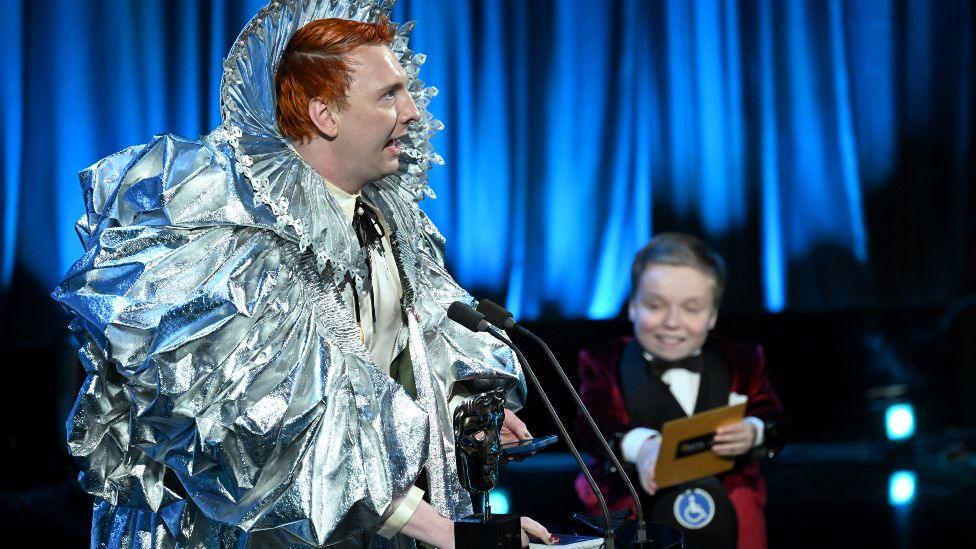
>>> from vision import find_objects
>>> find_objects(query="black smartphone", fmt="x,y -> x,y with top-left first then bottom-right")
501,434 -> 559,456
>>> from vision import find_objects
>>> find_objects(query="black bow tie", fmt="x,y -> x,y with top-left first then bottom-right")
349,197 -> 386,325
352,197 -> 385,251
644,353 -> 704,378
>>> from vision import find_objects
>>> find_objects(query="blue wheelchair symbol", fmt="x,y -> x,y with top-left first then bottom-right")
673,488 -> 715,529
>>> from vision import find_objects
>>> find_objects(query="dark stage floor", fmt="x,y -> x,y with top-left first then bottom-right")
762,437 -> 975,548
2,434 -> 972,547
495,432 -> 975,548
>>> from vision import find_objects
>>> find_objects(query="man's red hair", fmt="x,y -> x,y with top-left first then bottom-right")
274,17 -> 395,142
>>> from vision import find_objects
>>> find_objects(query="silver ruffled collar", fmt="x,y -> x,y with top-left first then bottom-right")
216,0 -> 444,291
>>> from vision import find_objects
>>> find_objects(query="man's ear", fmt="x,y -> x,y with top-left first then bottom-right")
308,97 -> 339,139
707,309 -> 718,331
627,299 -> 636,323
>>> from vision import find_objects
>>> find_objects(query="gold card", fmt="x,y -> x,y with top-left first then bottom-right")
653,402 -> 747,489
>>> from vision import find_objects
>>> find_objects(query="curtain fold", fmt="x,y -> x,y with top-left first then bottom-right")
1,0 -> 973,339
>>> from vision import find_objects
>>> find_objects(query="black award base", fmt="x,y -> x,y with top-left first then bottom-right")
454,513 -> 521,548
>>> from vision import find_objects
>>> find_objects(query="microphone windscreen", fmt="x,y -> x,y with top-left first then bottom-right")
476,299 -> 515,329
447,301 -> 487,332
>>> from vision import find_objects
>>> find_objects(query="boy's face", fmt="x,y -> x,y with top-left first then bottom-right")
628,264 -> 718,361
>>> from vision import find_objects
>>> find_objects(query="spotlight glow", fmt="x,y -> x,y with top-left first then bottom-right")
885,403 -> 915,441
488,489 -> 510,514
888,470 -> 916,506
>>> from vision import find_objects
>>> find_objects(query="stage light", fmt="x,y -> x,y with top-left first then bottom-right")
888,470 -> 916,507
885,403 -> 915,441
488,489 -> 511,514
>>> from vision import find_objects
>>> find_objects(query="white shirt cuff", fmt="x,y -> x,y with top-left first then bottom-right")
377,485 -> 425,539
621,427 -> 661,463
745,416 -> 765,447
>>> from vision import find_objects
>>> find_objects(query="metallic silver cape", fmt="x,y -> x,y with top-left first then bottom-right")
53,1 -> 525,547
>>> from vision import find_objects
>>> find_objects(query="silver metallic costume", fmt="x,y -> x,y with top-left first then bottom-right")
53,1 -> 525,546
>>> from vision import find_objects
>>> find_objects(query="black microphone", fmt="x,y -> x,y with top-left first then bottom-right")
449,301 -> 617,548
478,299 -> 516,330
447,301 -> 490,332
476,299 -> 650,546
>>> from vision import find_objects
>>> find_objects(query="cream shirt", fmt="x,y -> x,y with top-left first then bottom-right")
325,181 -> 404,374
324,181 -> 423,539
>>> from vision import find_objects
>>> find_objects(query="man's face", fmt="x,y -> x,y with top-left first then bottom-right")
628,264 -> 718,361
332,44 -> 420,185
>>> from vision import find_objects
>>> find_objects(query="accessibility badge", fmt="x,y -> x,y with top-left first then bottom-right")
673,488 -> 715,529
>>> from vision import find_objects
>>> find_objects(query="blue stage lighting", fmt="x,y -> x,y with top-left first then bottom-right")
888,470 -> 916,507
488,489 -> 510,514
885,403 -> 915,441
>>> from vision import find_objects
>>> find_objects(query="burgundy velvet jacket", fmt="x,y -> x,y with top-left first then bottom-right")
574,336 -> 786,549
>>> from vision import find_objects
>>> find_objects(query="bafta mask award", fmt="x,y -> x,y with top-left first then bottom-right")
453,388 -> 521,548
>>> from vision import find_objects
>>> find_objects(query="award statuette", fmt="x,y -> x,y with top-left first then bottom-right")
453,388 -> 521,548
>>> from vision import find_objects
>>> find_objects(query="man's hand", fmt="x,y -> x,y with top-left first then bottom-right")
401,503 -> 555,548
712,420 -> 757,457
520,516 -> 555,546
636,436 -> 660,496
500,409 -> 532,445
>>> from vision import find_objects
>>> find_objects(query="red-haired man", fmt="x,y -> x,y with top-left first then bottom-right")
56,6 -> 552,549
271,17 -> 553,547
275,18 -> 415,194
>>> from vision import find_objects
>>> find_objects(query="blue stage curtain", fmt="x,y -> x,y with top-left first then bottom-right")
394,0 -> 974,317
1,0 -> 973,339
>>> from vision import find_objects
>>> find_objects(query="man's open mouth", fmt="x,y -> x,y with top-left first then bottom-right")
385,136 -> 404,153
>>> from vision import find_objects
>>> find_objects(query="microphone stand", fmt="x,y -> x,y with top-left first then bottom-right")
445,302 -> 616,548
487,327 -> 617,549
479,300 -> 650,546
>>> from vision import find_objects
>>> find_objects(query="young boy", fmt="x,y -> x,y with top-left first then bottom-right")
576,233 -> 786,549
